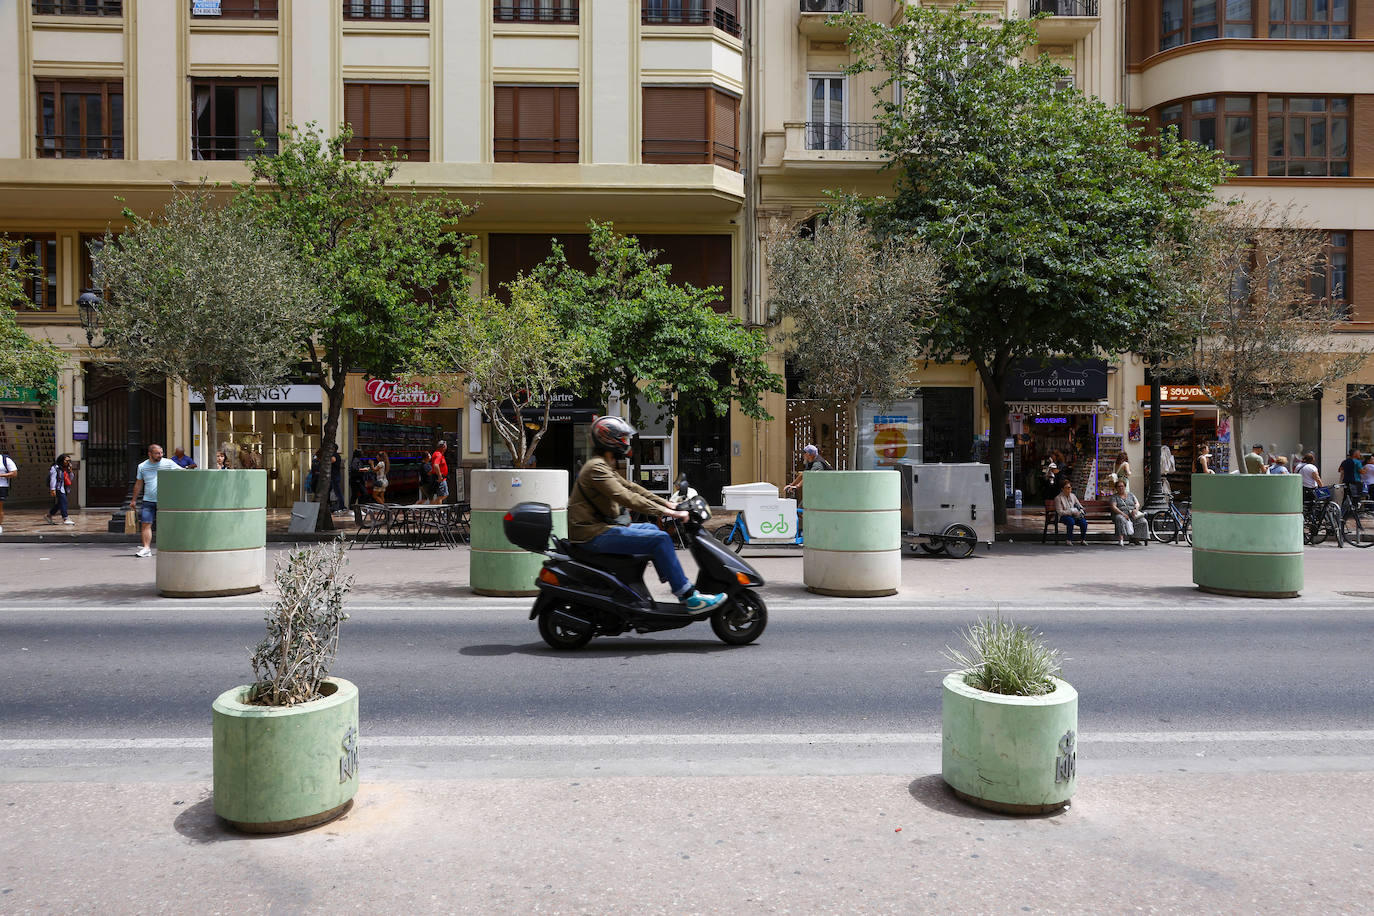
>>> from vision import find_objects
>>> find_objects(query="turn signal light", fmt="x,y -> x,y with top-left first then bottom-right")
503,512 -> 514,522
735,572 -> 751,586
538,568 -> 560,586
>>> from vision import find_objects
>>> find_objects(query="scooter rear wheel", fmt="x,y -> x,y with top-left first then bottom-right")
710,589 -> 768,646
538,604 -> 595,650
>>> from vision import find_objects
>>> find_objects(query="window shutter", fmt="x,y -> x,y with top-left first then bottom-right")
517,86 -> 556,150
494,86 -> 516,161
344,84 -> 364,138
408,83 -> 429,159
555,87 -> 578,162
643,87 -> 708,163
712,90 -> 739,169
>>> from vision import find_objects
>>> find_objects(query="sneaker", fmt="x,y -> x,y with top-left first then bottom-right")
63,518 -> 75,526
136,546 -> 152,558
44,514 -> 56,525
682,590 -> 727,615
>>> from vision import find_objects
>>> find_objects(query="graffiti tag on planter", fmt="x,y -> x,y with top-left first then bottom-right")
340,726 -> 359,783
1055,729 -> 1076,784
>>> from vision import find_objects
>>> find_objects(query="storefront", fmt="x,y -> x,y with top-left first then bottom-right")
491,392 -> 602,480
0,383 -> 57,508
1137,385 -> 1227,497
346,376 -> 465,504
190,383 -> 323,508
1006,359 -> 1113,501
1346,384 -> 1373,456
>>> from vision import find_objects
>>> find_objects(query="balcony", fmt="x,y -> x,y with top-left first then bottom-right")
781,121 -> 886,167
1030,0 -> 1100,39
32,0 -> 122,15
37,133 -> 124,159
493,0 -> 577,23
342,0 -> 429,22
641,2 -> 741,39
799,0 -> 863,36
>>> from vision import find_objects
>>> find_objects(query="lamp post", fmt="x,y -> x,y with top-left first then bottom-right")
78,290 -> 142,533
1143,366 -> 1169,513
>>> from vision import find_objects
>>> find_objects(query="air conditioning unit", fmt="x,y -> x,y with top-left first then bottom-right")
803,0 -> 837,12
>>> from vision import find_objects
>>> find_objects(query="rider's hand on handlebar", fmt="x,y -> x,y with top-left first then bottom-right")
665,509 -> 689,522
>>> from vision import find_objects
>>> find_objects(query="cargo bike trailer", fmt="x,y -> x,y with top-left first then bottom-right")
896,462 -> 994,560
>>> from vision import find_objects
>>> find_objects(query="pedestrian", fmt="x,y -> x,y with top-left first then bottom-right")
429,440 -> 450,505
1054,479 -> 1089,546
1196,443 -> 1215,474
328,450 -> 345,512
1338,449 -> 1364,498
1295,451 -> 1322,505
1362,454 -> 1374,499
131,444 -> 182,558
1109,479 -> 1145,546
1267,456 -> 1290,474
1112,450 -> 1131,489
348,448 -> 366,507
170,446 -> 196,469
1244,443 -> 1266,474
371,451 -> 389,504
0,449 -> 17,534
784,444 -> 831,503
45,453 -> 75,525
215,449 -> 228,470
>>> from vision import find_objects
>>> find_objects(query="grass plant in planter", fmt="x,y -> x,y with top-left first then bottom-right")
940,617 -> 1077,815
212,541 -> 359,833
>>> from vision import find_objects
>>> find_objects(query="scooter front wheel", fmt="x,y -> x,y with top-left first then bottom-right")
538,604 -> 595,650
711,589 -> 768,646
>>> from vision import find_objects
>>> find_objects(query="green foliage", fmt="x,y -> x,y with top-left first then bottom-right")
944,616 -> 1063,697
0,237 -> 64,403
250,541 -> 352,707
529,221 -> 782,431
409,275 -> 585,468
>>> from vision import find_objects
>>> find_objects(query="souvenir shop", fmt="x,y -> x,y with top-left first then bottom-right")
346,376 -> 464,505
1137,384 -> 1227,498
1005,359 -> 1113,502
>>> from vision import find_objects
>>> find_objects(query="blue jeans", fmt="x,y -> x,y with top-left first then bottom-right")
585,523 -> 692,597
140,500 -> 157,525
1060,514 -> 1087,541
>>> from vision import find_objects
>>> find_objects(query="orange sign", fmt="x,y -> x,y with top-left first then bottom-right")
1136,384 -> 1214,404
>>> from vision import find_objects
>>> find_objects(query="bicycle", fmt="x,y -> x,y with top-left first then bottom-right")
1148,497 -> 1192,546
1338,485 -> 1374,548
1303,487 -> 1344,547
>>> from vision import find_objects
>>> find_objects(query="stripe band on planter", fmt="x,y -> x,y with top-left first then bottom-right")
470,469 -> 568,597
156,470 -> 267,598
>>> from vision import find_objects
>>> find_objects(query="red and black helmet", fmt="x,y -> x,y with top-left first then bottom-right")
590,415 -> 636,458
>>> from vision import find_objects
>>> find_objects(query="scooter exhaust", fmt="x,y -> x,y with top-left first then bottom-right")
552,607 -> 593,630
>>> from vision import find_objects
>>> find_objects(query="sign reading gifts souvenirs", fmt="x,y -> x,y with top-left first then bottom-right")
1004,359 -> 1109,402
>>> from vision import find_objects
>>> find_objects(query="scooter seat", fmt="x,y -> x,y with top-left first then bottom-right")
560,539 -> 652,575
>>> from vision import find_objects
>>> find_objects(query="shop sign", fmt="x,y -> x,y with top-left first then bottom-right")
1007,401 -> 1112,416
1005,359 -> 1108,402
497,391 -> 603,424
365,378 -> 442,407
0,380 -> 57,404
1135,384 -> 1216,404
189,384 -> 322,406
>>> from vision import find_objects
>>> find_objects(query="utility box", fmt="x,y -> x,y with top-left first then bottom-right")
721,482 -> 798,543
896,462 -> 994,546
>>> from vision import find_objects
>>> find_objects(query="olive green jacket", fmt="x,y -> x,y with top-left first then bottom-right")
568,456 -> 671,542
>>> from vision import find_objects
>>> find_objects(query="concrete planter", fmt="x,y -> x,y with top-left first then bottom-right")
941,670 -> 1078,815
156,470 -> 267,598
802,470 -> 901,597
470,468 -> 568,596
1191,473 -> 1303,598
212,677 -> 359,833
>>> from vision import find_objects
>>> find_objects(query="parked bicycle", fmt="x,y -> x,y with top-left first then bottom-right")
1339,484 -> 1373,548
1303,487 -> 1345,547
1148,497 -> 1192,547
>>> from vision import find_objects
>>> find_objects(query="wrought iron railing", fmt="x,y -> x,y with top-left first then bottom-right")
798,0 -> 864,13
493,1 -> 578,23
805,122 -> 881,152
641,2 -> 741,37
32,0 -> 122,14
192,134 -> 279,161
642,138 -> 740,170
36,134 -> 124,159
344,137 -> 430,161
1030,0 -> 1100,16
343,0 -> 429,21
493,137 -> 579,163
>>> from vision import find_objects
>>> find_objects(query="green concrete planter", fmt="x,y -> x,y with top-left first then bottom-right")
802,470 -> 901,597
157,470 -> 267,598
470,469 -> 567,597
212,677 -> 359,833
941,670 -> 1078,815
1191,473 -> 1303,598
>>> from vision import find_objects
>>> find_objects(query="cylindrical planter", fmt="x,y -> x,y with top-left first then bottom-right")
942,671 -> 1078,815
803,469 -> 901,597
156,469 -> 267,598
212,676 -> 359,834
1191,473 -> 1303,598
470,468 -> 568,596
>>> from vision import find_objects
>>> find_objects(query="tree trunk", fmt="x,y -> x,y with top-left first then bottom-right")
846,398 -> 859,470
974,358 -> 1010,526
202,386 -> 217,471
314,381 -> 342,531
1230,408 -> 1245,474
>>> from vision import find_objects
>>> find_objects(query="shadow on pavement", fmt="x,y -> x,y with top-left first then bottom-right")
2,583 -> 158,603
460,638 -> 759,658
173,796 -> 356,844
907,774 -> 1070,821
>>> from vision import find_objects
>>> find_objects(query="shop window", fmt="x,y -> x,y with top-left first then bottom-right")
36,79 -> 123,159
32,1 -> 122,15
1160,0 -> 1252,49
190,0 -> 278,18
1349,384 -> 1374,455
5,235 -> 58,312
1269,0 -> 1349,37
1159,95 -> 1253,175
494,86 -> 578,163
343,0 -> 429,21
192,79 -> 278,161
493,0 -> 578,23
642,87 -> 740,170
1267,96 -> 1349,177
344,82 -> 429,161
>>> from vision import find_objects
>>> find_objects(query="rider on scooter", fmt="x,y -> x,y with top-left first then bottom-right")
568,416 -> 728,615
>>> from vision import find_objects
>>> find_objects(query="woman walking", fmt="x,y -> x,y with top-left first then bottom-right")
45,453 -> 75,525
371,451 -> 390,504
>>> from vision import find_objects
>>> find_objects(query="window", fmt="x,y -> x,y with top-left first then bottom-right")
806,75 -> 846,150
1160,0 -> 1252,50
1159,96 -> 1253,175
5,236 -> 58,312
642,87 -> 740,170
37,79 -> 123,159
344,83 -> 429,161
192,79 -> 278,161
81,234 -> 106,294
493,0 -> 578,23
343,0 -> 429,21
641,1 -> 741,37
32,1 -> 122,14
190,0 -> 278,18
494,86 -> 578,163
1267,97 -> 1349,176
1269,0 -> 1349,37
1309,231 -> 1350,309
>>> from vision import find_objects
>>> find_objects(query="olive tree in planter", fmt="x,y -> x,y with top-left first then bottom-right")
941,617 -> 1077,815
91,189 -> 317,596
213,541 -> 358,833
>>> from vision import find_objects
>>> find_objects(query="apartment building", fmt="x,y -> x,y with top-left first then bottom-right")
0,0 -> 747,508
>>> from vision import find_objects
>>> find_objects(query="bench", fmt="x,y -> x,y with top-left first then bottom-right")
1041,499 -> 1127,543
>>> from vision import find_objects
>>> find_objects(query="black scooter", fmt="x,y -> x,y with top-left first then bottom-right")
502,483 -> 768,650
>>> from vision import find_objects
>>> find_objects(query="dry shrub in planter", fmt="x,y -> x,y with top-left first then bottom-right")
249,541 -> 353,706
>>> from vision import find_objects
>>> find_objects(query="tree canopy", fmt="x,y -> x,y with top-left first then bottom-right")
1,238 -> 64,404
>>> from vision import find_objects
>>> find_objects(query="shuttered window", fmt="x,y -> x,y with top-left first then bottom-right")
5,235 -> 59,312
494,86 -> 579,163
642,87 -> 740,170
37,79 -> 123,159
344,82 -> 430,161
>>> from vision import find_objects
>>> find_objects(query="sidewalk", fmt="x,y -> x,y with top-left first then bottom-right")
0,505 -> 362,542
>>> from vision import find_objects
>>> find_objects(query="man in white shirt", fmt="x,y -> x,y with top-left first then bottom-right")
0,451 -> 17,534
131,444 -> 182,558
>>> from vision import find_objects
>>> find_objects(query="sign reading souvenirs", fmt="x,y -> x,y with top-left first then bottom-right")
1005,359 -> 1108,402
1135,384 -> 1215,404
365,378 -> 442,408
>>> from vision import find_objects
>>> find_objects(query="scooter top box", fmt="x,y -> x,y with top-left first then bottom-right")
504,501 -> 553,552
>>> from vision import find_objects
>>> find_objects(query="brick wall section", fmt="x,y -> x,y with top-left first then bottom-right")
1352,231 -> 1374,323
1354,96 -> 1374,177
1358,0 -> 1374,39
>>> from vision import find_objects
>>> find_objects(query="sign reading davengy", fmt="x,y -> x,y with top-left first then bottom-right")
1004,359 -> 1108,402
189,384 -> 322,405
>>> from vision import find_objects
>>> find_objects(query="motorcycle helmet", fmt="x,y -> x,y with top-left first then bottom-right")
591,415 -> 636,458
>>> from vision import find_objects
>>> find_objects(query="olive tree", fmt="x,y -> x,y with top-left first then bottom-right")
91,190 -> 318,466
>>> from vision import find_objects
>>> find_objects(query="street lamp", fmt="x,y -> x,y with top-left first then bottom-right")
77,289 -> 142,533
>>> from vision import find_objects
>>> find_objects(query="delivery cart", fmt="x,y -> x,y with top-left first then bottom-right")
896,462 -> 994,559
713,482 -> 801,552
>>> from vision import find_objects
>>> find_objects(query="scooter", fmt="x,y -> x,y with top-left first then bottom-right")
502,481 -> 768,650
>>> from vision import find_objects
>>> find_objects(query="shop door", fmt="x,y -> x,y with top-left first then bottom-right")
679,411 -> 730,505
83,366 -> 165,506
531,424 -> 574,477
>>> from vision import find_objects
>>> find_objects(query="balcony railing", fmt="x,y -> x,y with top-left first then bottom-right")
344,137 -> 430,161
190,0 -> 279,19
1031,0 -> 1100,16
494,137 -> 579,163
192,134 -> 279,161
805,122 -> 880,152
32,0 -> 122,14
642,138 -> 740,170
493,1 -> 578,23
641,2 -> 741,38
799,0 -> 864,13
37,134 -> 124,159
343,0 -> 429,21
